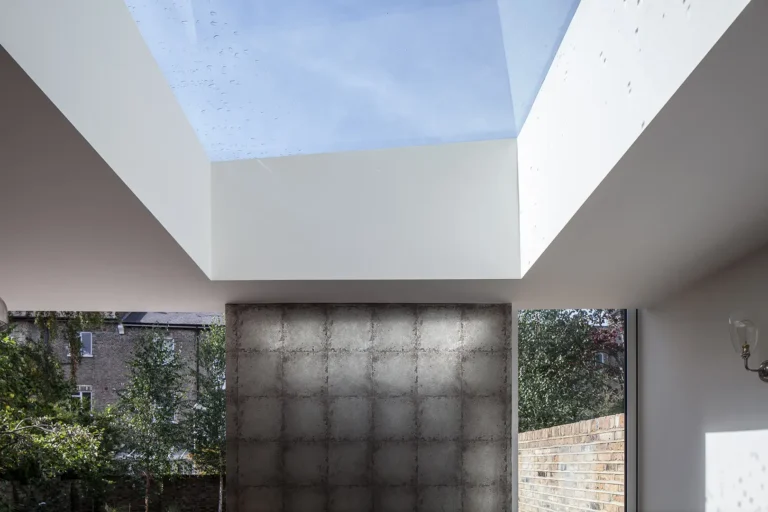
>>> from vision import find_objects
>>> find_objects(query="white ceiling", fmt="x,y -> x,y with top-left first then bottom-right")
1,0 -> 767,311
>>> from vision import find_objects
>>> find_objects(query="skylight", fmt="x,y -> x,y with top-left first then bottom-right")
126,0 -> 579,161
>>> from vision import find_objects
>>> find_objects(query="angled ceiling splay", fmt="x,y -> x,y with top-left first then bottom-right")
0,0 -> 764,311
517,0 -> 751,276
0,0 -> 212,276
211,140 -> 520,280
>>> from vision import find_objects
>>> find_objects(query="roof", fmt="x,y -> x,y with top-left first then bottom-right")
120,312 -> 222,327
10,311 -> 220,328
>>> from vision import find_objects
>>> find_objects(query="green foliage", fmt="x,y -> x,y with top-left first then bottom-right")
116,329 -> 189,511
0,331 -> 113,484
1,315 -> 229,510
185,323 -> 226,474
183,322 -> 226,512
518,309 -> 625,432
0,331 -> 69,418
34,312 -> 106,384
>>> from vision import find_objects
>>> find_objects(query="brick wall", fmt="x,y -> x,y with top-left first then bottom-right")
518,414 -> 624,512
11,319 -> 201,409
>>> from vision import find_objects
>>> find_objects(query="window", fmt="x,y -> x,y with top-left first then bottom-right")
80,332 -> 93,357
518,309 -> 630,511
72,385 -> 93,411
68,332 -> 94,358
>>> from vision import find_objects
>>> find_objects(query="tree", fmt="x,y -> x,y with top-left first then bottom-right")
0,330 -> 115,509
590,309 -> 626,415
116,328 -> 189,512
34,312 -> 107,384
517,309 -> 625,432
184,322 -> 226,512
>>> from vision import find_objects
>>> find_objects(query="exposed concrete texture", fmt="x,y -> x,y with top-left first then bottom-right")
227,304 -> 512,512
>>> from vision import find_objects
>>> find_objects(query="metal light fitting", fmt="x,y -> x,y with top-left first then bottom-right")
729,313 -> 768,383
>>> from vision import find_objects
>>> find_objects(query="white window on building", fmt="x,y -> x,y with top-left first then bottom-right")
72,385 -> 93,411
80,332 -> 93,357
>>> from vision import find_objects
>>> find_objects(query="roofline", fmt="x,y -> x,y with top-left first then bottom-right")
120,322 -> 211,330
9,312 -> 214,330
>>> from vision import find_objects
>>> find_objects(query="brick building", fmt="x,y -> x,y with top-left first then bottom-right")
9,312 -> 221,410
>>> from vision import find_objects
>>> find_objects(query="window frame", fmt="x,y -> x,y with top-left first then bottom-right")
80,331 -> 94,358
510,307 -> 638,512
625,309 -> 638,512
72,384 -> 93,411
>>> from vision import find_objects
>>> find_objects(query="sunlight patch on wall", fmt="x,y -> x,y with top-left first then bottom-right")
706,429 -> 768,512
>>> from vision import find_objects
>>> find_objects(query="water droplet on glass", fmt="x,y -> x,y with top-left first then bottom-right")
213,34 -> 220,38
210,10 -> 217,16
211,21 -> 217,26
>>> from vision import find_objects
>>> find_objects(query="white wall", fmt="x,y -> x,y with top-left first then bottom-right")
212,140 -> 520,280
640,245 -> 768,511
517,0 -> 750,275
0,0 -> 212,275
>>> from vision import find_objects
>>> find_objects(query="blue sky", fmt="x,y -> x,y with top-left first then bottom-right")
126,0 -> 578,161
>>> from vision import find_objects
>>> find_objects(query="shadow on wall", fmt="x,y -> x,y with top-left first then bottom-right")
706,429 -> 768,511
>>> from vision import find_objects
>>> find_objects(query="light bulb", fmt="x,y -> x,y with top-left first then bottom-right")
729,312 -> 758,353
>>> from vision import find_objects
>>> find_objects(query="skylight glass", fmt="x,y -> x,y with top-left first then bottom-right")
125,0 -> 579,161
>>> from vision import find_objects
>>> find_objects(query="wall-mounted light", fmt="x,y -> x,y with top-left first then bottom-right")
0,297 -> 7,327
729,313 -> 768,382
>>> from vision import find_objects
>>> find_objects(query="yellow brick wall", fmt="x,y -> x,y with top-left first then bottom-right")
518,414 -> 625,512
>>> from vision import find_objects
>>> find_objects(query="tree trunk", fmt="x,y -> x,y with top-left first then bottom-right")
219,453 -> 225,512
69,480 -> 79,512
11,480 -> 18,510
218,472 -> 224,512
144,474 -> 151,512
